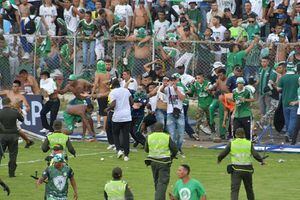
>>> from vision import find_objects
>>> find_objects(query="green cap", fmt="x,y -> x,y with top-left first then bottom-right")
274,61 -> 285,69
3,1 -> 11,10
96,60 -> 107,74
236,77 -> 245,84
172,73 -> 181,79
53,154 -> 65,163
137,27 -> 146,38
68,74 -> 77,81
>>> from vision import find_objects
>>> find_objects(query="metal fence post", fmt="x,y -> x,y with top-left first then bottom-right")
73,35 -> 77,75
33,34 -> 37,78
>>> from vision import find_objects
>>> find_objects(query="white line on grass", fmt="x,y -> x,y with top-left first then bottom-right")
0,151 -> 114,167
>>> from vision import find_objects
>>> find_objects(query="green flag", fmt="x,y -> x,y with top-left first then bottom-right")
37,36 -> 51,57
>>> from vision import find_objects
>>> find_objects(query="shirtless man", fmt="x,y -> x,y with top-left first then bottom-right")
126,27 -> 151,78
18,69 -> 40,95
0,80 -> 34,148
132,0 -> 149,31
58,74 -> 93,105
92,60 -> 110,129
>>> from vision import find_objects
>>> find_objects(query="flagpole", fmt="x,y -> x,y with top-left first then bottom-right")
33,34 -> 37,78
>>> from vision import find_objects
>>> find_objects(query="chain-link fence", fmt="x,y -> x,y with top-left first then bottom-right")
0,34 -> 297,89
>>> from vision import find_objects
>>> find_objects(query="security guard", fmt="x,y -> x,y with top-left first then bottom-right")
217,128 -> 265,200
144,122 -> 178,200
104,167 -> 134,200
41,120 -> 76,165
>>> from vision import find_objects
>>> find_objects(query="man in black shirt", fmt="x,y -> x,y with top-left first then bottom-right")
0,97 -> 24,177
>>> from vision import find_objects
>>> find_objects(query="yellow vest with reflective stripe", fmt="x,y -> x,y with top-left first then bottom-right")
48,132 -> 69,150
230,138 -> 252,165
148,132 -> 170,159
104,180 -> 127,200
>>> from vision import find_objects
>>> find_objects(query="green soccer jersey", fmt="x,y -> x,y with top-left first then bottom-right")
245,23 -> 261,40
173,178 -> 206,200
187,9 -> 201,28
177,81 -> 189,106
233,87 -> 253,118
78,19 -> 97,37
43,164 -> 74,200
191,81 -> 213,109
226,50 -> 247,75
278,73 -> 300,107
258,66 -> 271,95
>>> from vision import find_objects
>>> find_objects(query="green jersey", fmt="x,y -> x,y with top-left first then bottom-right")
78,19 -> 97,37
233,87 -> 253,118
191,81 -> 213,109
177,81 -> 189,106
278,73 -> 300,107
226,50 -> 247,75
187,8 -> 201,28
258,66 -> 271,95
42,164 -> 74,200
173,178 -> 206,200
229,26 -> 247,40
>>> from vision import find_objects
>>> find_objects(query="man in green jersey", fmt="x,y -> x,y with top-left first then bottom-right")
170,164 -> 206,200
232,77 -> 255,140
218,128 -> 265,200
277,62 -> 300,142
190,72 -> 213,136
77,11 -> 97,68
37,154 -> 78,200
104,167 -> 134,200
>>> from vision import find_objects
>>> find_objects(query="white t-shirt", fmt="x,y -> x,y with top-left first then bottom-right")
164,86 -> 185,114
109,87 -> 132,122
266,33 -> 288,43
64,6 -> 78,33
211,25 -> 227,41
180,74 -> 195,87
249,0 -> 263,18
39,4 -> 57,35
154,20 -> 170,41
114,4 -> 133,27
40,78 -> 57,95
149,95 -> 157,112
120,78 -> 138,91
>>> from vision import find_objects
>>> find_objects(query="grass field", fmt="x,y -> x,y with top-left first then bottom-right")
0,140 -> 299,200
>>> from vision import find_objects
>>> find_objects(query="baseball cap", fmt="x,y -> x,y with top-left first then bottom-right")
137,27 -> 146,38
155,65 -> 162,70
68,74 -> 77,81
236,77 -> 245,84
142,72 -> 150,78
279,32 -> 286,37
276,13 -> 287,19
274,61 -> 286,69
286,62 -> 297,72
277,4 -> 286,10
213,61 -> 225,69
172,73 -> 181,79
176,65 -> 185,69
234,65 -> 242,71
96,60 -> 107,74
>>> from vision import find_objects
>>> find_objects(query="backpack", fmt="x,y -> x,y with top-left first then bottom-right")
25,16 -> 36,34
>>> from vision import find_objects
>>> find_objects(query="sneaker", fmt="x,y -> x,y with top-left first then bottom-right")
107,144 -> 115,150
178,150 -> 186,158
96,131 -> 107,136
124,156 -> 129,161
24,140 -> 34,148
22,52 -> 30,59
200,125 -> 211,135
96,123 -> 102,129
40,128 -> 49,133
191,133 -> 200,141
117,150 -> 124,159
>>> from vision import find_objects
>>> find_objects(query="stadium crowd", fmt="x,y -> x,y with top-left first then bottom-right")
0,0 -> 299,199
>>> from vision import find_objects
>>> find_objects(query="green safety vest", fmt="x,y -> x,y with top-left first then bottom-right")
104,180 -> 127,200
230,138 -> 252,165
148,132 -> 170,159
48,133 -> 69,150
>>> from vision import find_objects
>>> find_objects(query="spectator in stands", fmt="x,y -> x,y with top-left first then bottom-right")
207,1 -> 223,28
39,0 -> 57,36
226,66 -> 247,92
187,1 -> 201,32
154,10 -> 170,41
221,8 -> 233,29
211,15 -> 227,41
266,24 -> 288,43
132,0 -> 149,31
241,14 -> 267,41
229,15 -> 247,41
242,1 -> 258,20
114,0 -> 133,29
60,0 -> 80,35
95,8 -> 109,60
152,0 -> 179,23
292,2 -> 300,42
0,1 -> 21,34
77,11 -> 97,69
7,36 -> 21,80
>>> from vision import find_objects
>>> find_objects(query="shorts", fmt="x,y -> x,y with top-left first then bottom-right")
97,97 -> 108,116
63,111 -> 81,132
